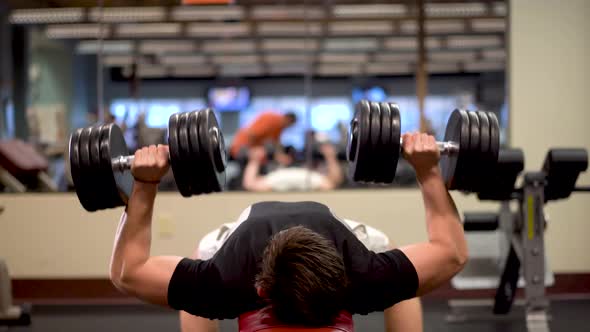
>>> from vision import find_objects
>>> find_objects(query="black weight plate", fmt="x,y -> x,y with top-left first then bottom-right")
466,111 -> 480,192
69,128 -> 94,212
378,102 -> 393,184
198,109 -> 226,193
79,127 -> 97,212
100,124 -> 133,207
389,102 -> 401,184
368,101 -> 382,183
348,100 -> 371,183
487,112 -> 501,174
440,109 -> 470,190
99,125 -> 122,208
168,113 -> 192,197
476,111 -> 491,192
187,111 -> 204,195
88,126 -> 107,210
177,112 -> 194,197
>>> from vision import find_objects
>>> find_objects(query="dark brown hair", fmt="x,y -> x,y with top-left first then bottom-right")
255,226 -> 348,326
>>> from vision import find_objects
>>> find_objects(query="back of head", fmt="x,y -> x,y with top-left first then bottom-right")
284,112 -> 297,126
256,226 -> 348,326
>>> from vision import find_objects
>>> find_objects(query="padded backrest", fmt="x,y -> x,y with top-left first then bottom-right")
238,307 -> 353,332
0,140 -> 49,176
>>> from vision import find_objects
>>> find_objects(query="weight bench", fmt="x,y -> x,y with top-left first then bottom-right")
238,307 -> 353,332
0,139 -> 57,192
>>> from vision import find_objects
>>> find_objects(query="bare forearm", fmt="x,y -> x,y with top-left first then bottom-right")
242,160 -> 262,190
110,182 -> 158,283
417,169 -> 466,261
325,157 -> 343,186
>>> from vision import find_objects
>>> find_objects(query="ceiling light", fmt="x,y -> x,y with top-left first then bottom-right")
383,37 -> 441,50
117,23 -> 181,38
324,38 -> 378,51
140,40 -> 197,54
365,63 -> 412,75
251,6 -> 324,20
400,20 -> 465,34
186,22 -> 250,37
46,24 -> 109,39
262,39 -> 318,51
160,55 -> 207,65
426,3 -> 488,17
429,51 -> 477,62
89,7 -> 165,23
171,6 -> 244,21
212,55 -> 259,65
265,54 -> 311,63
471,18 -> 506,32
76,40 -> 134,54
10,8 -> 84,24
464,62 -> 505,72
332,4 -> 406,18
103,55 -> 135,66
258,22 -> 322,36
320,53 -> 368,63
481,49 -> 506,60
329,21 -> 392,35
447,35 -> 502,48
202,40 -> 256,53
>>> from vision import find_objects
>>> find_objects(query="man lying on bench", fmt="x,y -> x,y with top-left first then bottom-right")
108,133 -> 468,331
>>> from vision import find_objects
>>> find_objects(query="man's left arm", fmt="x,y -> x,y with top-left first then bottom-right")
109,145 -> 183,306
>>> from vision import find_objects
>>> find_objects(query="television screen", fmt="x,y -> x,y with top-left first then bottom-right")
208,86 -> 250,112
352,86 -> 387,104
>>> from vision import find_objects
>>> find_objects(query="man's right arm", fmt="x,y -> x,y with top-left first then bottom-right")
398,133 -> 468,296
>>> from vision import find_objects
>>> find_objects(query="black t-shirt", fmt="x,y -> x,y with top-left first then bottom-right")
167,201 -> 418,319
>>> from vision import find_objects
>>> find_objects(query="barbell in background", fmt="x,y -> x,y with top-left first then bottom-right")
69,108 -> 227,212
347,100 -> 500,192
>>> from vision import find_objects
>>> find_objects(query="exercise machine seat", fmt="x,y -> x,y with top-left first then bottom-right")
238,307 -> 353,332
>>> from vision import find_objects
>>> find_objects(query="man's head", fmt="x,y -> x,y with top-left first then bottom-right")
283,112 -> 297,128
255,226 -> 348,326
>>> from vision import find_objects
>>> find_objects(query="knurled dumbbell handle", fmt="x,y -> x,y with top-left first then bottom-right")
111,154 -> 173,172
399,139 -> 460,155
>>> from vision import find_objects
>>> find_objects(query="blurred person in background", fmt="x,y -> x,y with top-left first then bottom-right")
230,111 -> 297,166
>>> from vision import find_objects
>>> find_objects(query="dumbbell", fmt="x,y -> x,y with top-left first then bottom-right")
69,109 -> 227,212
347,100 -> 500,192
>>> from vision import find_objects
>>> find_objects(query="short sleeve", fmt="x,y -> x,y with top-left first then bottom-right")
167,258 -> 228,319
347,249 -> 419,314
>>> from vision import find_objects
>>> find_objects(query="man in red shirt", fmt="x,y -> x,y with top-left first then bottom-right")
230,111 -> 297,165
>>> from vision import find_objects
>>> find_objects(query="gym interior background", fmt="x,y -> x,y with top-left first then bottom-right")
0,0 -> 589,331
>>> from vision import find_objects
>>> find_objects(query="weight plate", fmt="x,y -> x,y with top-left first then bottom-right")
69,128 -> 93,212
100,124 -> 133,207
378,102 -> 393,184
487,112 -> 501,174
79,127 -> 97,212
89,126 -> 107,210
476,111 -> 491,192
198,108 -> 226,193
99,125 -> 122,208
177,112 -> 194,197
369,101 -> 382,183
347,100 -> 371,183
441,109 -> 470,190
168,113 -> 192,197
188,111 -> 204,195
466,111 -> 480,192
389,102 -> 401,184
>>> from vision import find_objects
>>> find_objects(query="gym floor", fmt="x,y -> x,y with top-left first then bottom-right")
4,299 -> 588,332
